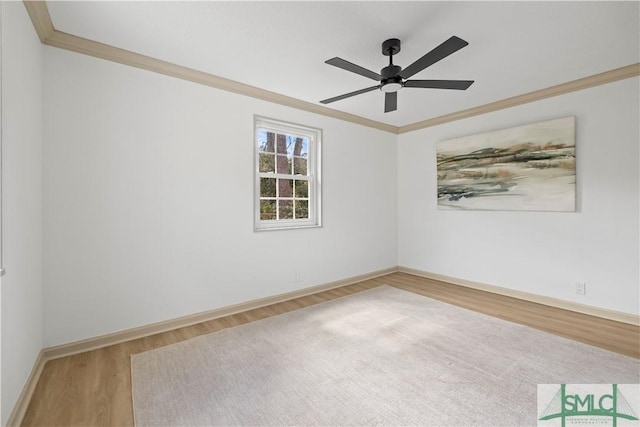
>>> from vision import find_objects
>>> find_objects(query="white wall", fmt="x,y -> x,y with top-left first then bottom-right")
41,42 -> 640,348
43,47 -> 398,347
1,5 -> 3,421
0,1 -> 635,419
398,77 -> 639,316
1,2 -> 44,424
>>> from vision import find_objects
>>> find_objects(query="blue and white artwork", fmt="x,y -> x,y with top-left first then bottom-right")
437,117 -> 576,211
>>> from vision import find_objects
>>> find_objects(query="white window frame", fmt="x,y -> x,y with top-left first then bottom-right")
254,116 -> 322,231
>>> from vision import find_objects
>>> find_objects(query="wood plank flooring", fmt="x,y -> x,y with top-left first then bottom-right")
21,272 -> 639,426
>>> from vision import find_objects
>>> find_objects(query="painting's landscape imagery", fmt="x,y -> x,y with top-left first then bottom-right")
437,117 -> 576,211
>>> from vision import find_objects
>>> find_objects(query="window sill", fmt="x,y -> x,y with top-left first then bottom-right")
254,223 -> 322,232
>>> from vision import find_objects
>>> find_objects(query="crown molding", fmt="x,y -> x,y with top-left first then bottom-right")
398,63 -> 640,134
23,0 -> 54,42
44,29 -> 400,135
23,1 -> 640,135
22,1 -> 399,134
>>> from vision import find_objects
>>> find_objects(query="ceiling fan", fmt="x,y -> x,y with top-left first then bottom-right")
320,36 -> 474,113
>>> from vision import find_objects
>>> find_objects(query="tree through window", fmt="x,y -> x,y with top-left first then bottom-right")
255,117 -> 321,230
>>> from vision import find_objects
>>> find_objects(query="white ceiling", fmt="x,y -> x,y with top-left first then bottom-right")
46,1 -> 639,128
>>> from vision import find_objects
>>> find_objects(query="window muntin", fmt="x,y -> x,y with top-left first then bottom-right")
254,117 -> 321,230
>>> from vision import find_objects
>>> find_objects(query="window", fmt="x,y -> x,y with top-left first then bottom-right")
254,116 -> 321,231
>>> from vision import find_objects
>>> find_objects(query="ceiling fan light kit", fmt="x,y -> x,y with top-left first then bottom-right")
320,36 -> 475,113
380,82 -> 402,93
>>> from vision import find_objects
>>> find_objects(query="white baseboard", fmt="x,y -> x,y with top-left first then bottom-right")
398,266 -> 640,326
43,266 -> 398,361
5,350 -> 46,427
11,265 -> 637,426
6,266 -> 396,426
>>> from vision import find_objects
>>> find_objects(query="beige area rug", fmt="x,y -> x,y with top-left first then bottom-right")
131,285 -> 639,426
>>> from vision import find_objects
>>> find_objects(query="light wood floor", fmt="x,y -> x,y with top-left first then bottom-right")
22,272 -> 640,426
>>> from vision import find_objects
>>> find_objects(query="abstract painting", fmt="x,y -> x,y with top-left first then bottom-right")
437,117 -> 576,211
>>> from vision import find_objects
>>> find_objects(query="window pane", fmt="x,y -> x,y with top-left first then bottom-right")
295,200 -> 309,219
296,138 -> 308,157
276,134 -> 288,154
278,179 -> 293,197
260,178 -> 276,197
276,155 -> 290,174
293,157 -> 307,175
294,180 -> 308,198
279,200 -> 294,219
259,153 -> 275,173
289,136 -> 302,156
260,200 -> 276,220
258,130 -> 275,153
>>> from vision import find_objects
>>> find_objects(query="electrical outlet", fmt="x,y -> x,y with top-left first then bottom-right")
294,272 -> 301,284
575,282 -> 586,295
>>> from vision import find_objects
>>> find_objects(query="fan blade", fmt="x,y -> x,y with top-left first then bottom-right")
320,85 -> 380,104
399,36 -> 469,79
325,57 -> 382,81
404,80 -> 474,90
384,91 -> 397,113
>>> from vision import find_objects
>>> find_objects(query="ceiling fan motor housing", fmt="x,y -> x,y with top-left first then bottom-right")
382,65 -> 402,79
380,67 -> 403,92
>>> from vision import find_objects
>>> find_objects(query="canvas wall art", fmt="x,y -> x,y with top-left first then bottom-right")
437,116 -> 576,211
